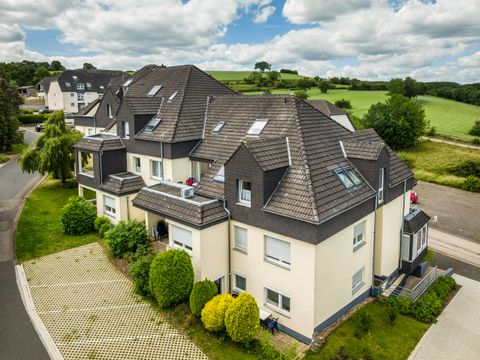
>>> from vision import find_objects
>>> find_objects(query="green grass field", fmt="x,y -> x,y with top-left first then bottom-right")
16,178 -> 100,262
207,70 -> 306,81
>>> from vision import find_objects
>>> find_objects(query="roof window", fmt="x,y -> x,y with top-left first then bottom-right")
65,82 -> 71,87
336,168 -> 361,188
99,85 -> 105,90
72,75 -> 78,80
212,121 -> 225,133
144,117 -> 161,132
86,82 -> 92,88
147,85 -> 162,97
247,119 -> 268,136
168,91 -> 178,101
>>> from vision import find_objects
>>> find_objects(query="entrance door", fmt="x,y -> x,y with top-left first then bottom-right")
214,276 -> 224,294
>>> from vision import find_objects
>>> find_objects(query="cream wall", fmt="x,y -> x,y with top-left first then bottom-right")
126,152 -> 191,185
75,125 -> 104,136
230,220 -> 316,339
314,212 -> 375,329
47,81 -> 63,110
62,92 -> 99,113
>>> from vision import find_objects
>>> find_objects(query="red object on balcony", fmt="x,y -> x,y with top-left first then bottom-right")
186,177 -> 195,186
410,191 -> 418,204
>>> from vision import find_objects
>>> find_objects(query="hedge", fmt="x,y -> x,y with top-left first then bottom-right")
201,294 -> 235,332
94,216 -> 112,238
129,253 -> 155,297
105,220 -> 149,257
149,249 -> 194,308
225,292 -> 260,343
189,280 -> 218,317
18,113 -> 48,124
60,196 -> 97,235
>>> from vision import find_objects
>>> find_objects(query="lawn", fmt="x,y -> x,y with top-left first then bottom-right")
15,178 -> 100,262
246,89 -> 480,141
207,70 -> 307,81
304,301 -> 429,360
397,140 -> 480,189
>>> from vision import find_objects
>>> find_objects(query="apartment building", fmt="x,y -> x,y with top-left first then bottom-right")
73,64 -> 430,343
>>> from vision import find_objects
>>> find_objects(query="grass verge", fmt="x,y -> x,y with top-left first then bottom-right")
304,301 -> 429,360
15,178 -> 100,262
397,140 -> 480,190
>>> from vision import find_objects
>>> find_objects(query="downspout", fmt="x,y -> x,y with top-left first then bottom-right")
371,195 -> 378,294
94,116 -> 97,135
160,142 -> 164,180
222,199 -> 232,293
399,180 -> 407,270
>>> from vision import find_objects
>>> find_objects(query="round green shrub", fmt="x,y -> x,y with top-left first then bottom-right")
129,253 -> 155,297
105,220 -> 149,257
225,292 -> 260,343
149,249 -> 194,308
201,294 -> 234,332
94,216 -> 112,238
190,280 -> 218,317
462,176 -> 480,193
60,196 -> 96,235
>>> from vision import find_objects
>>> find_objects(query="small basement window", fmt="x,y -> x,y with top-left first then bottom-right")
144,117 -> 161,132
168,91 -> 178,101
147,85 -> 162,96
247,119 -> 268,135
212,121 -> 225,133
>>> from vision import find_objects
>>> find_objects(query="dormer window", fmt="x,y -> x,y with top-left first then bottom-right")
144,117 -> 161,132
168,91 -> 178,101
237,180 -> 252,206
76,83 -> 85,90
147,85 -> 162,97
336,167 -> 361,188
247,119 -> 268,136
65,82 -> 71,87
212,121 -> 225,133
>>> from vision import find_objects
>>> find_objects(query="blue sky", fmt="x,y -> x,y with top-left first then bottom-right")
1,0 -> 479,82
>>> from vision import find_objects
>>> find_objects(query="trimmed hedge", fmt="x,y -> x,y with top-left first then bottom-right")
129,253 -> 155,297
18,113 -> 48,124
225,292 -> 260,343
105,220 -> 149,257
60,196 -> 96,235
462,176 -> 480,193
94,216 -> 112,238
149,249 -> 194,308
201,294 -> 235,332
190,280 -> 218,317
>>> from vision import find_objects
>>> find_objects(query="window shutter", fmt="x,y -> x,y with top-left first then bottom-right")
234,226 -> 247,251
104,196 -> 115,209
172,225 -> 192,248
354,222 -> 365,238
265,236 -> 290,264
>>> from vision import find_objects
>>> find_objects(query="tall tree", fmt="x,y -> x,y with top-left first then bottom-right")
403,77 -> 419,98
49,60 -> 65,71
83,63 -> 96,70
318,80 -> 330,93
254,61 -> 271,72
0,71 -> 21,152
388,78 -> 405,96
19,111 -> 82,186
361,93 -> 427,149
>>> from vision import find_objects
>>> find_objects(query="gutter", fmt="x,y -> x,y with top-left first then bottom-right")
222,199 -> 232,293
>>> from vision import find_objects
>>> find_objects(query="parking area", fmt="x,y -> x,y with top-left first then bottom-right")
22,243 -> 207,360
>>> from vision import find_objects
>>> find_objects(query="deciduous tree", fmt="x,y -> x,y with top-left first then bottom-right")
254,61 -> 271,72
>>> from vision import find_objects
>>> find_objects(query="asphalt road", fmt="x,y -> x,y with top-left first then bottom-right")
0,129 -> 49,360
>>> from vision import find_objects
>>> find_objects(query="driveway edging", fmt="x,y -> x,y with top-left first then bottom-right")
15,264 -> 64,360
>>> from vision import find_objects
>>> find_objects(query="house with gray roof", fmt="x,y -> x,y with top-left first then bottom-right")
73,64 -> 431,344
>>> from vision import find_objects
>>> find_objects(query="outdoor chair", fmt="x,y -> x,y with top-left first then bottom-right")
266,317 -> 279,335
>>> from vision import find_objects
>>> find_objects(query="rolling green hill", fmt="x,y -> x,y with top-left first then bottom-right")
206,70 -> 306,81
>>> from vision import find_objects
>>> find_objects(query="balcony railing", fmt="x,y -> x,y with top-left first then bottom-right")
386,266 -> 441,301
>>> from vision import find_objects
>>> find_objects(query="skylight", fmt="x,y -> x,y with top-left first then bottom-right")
65,82 -> 71,87
168,91 -> 178,101
144,117 -> 161,132
213,166 -> 225,183
72,75 -> 78,80
212,121 -> 225,133
123,79 -> 133,87
336,167 -> 362,188
86,82 -> 92,88
99,85 -> 105,90
147,85 -> 162,96
345,168 -> 362,185
247,119 -> 268,135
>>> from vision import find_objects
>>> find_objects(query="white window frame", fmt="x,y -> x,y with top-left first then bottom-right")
77,93 -> 84,101
133,156 -> 141,174
171,225 -> 193,255
264,236 -> 291,268
150,159 -> 163,180
233,273 -> 246,292
103,195 -> 116,217
233,225 -> 248,252
237,180 -> 252,206
247,119 -> 268,135
352,268 -> 364,294
378,168 -> 385,204
76,83 -> 85,90
122,121 -> 130,139
265,287 -> 291,315
79,151 -> 94,177
353,221 -> 366,251
107,104 -> 113,118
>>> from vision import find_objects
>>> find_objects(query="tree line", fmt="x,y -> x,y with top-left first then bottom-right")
0,70 -> 23,152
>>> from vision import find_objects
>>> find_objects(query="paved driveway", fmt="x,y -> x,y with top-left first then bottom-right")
409,275 -> 480,360
22,243 -> 207,360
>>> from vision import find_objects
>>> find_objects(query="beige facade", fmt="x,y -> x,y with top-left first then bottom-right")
75,125 -> 103,136
46,81 -> 63,110
46,80 -> 101,112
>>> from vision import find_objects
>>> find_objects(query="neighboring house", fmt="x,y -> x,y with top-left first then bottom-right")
73,65 -> 430,343
306,99 -> 355,131
40,69 -> 127,113
17,85 -> 37,97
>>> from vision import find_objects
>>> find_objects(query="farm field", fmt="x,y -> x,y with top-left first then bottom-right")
207,70 -> 306,81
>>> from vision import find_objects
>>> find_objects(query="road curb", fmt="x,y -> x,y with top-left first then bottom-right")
15,264 -> 64,360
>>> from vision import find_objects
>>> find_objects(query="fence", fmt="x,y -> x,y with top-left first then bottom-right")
388,266 -> 441,301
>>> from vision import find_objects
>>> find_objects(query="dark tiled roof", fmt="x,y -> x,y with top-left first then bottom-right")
124,96 -> 163,115
344,140 -> 384,160
306,100 -> 347,116
244,137 -> 290,171
100,172 -> 145,195
132,183 -> 228,227
74,134 -> 124,151
76,98 -> 100,116
348,129 -> 414,186
404,209 -> 430,234
38,76 -> 56,92
56,69 -> 127,93
191,95 -> 376,224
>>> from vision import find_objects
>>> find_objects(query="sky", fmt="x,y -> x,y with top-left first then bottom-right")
0,0 -> 479,83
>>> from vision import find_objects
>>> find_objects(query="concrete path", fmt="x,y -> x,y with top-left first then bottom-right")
22,243 -> 207,360
409,275 -> 480,360
0,130 -> 49,359
428,228 -> 480,268
422,136 -> 480,150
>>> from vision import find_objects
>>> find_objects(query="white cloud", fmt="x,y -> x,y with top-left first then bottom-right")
282,0 -> 371,23
253,5 -> 275,23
